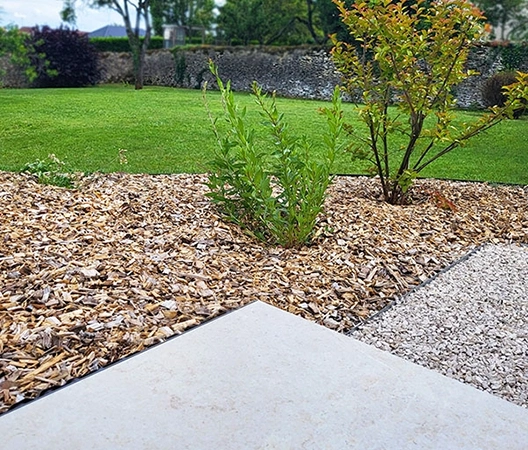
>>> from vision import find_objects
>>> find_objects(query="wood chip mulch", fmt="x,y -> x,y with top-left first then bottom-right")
1,171 -> 527,414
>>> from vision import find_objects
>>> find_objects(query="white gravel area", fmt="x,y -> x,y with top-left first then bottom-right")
352,243 -> 528,408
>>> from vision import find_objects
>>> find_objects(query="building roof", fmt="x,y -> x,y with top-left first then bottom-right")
88,25 -> 145,38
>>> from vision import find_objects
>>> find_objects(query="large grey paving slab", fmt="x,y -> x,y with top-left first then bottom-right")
1,301 -> 527,449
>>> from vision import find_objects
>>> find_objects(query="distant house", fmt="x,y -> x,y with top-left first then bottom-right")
88,25 -> 145,38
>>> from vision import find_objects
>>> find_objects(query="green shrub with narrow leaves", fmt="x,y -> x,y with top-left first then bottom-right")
204,63 -> 343,248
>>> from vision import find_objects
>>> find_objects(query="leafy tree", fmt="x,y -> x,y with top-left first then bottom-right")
332,0 -> 528,205
217,0 -> 265,45
61,0 -> 152,89
27,26 -> 100,87
314,0 -> 434,44
217,0 -> 366,46
473,0 -> 528,40
150,0 -> 215,39
293,0 -> 341,45
314,0 -> 347,42
0,26 -> 37,86
217,0 -> 312,45
297,0 -> 354,44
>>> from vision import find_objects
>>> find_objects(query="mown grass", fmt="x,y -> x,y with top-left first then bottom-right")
1,85 -> 527,184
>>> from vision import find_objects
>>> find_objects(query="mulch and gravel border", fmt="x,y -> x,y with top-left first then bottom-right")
1,171 -> 527,414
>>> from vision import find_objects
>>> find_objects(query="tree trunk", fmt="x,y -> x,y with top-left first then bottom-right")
120,1 -> 152,90
61,1 -> 152,88
133,46 -> 145,90
388,184 -> 405,205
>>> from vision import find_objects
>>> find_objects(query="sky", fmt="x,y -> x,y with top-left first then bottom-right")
1,0 -> 125,32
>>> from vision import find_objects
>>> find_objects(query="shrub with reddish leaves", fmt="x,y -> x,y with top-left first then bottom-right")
28,26 -> 100,88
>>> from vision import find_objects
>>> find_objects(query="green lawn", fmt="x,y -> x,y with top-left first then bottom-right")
1,85 -> 527,184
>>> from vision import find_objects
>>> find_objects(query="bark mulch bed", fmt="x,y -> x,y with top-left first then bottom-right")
1,171 -> 527,414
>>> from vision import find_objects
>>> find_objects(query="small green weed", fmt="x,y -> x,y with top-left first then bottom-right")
22,154 -> 79,188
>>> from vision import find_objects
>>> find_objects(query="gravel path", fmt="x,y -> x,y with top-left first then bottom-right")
352,244 -> 528,408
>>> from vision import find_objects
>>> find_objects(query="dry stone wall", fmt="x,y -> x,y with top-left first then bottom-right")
99,45 -> 527,108
454,45 -> 514,108
99,47 -> 341,99
5,45 -> 527,109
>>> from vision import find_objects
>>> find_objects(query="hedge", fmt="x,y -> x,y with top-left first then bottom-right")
90,36 -> 164,52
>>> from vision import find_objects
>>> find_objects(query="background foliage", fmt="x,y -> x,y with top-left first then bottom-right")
151,0 -> 215,41
217,0 -> 314,45
27,26 -> 100,88
472,0 -> 528,40
0,26 -> 37,86
61,0 -> 153,89
499,42 -> 528,70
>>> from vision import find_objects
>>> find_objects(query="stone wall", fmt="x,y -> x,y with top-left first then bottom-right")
5,45 -> 528,108
98,45 -> 527,108
98,52 -> 135,84
98,47 -> 341,100
0,57 -> 29,88
454,46 -> 508,108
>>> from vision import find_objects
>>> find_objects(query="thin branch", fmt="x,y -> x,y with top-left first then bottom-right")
412,138 -> 435,170
414,116 -> 504,173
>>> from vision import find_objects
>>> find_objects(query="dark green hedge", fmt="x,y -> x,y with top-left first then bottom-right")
90,36 -> 164,52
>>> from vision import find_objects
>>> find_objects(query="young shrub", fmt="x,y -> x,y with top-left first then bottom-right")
331,0 -> 528,205
27,26 -> 100,88
204,63 -> 343,248
482,72 -> 520,107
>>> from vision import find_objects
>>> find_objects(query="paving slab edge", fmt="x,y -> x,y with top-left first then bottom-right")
3,241 -> 526,417
0,300 -> 259,418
